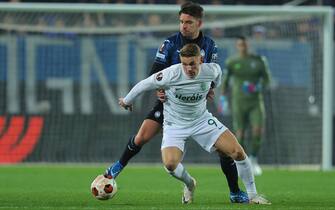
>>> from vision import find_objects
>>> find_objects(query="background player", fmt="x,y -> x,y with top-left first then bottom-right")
222,36 -> 271,175
106,1 -> 248,203
119,43 -> 271,205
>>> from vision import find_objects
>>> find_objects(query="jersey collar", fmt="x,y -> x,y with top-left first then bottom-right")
180,31 -> 204,47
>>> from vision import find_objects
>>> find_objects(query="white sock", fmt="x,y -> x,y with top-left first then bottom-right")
165,163 -> 193,189
235,157 -> 257,199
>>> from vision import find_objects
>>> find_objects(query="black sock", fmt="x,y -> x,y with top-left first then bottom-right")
219,154 -> 240,193
119,135 -> 142,167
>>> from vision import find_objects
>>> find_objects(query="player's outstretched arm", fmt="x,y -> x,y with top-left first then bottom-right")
123,68 -> 172,107
122,75 -> 158,107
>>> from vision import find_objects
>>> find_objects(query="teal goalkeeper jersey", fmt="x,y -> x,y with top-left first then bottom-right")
223,54 -> 271,103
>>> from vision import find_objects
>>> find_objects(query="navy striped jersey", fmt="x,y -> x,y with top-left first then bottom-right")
150,31 -> 218,75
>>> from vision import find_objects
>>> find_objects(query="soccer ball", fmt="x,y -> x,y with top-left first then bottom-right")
90,174 -> 117,200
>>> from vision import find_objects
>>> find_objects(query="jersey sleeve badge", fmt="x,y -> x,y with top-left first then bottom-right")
156,72 -> 163,81
155,40 -> 170,63
159,43 -> 165,52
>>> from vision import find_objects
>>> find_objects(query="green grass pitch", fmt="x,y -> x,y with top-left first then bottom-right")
0,164 -> 334,210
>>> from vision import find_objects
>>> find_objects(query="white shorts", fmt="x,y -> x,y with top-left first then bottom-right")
161,111 -> 228,153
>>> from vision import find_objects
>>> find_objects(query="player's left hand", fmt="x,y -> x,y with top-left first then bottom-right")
206,88 -> 215,101
118,98 -> 133,111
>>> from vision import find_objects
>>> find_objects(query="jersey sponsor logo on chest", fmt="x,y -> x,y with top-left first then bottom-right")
175,93 -> 203,102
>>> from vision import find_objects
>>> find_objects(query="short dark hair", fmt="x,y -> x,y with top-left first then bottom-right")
179,1 -> 203,19
180,43 -> 200,57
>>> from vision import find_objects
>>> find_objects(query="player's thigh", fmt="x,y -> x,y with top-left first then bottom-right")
145,101 -> 164,125
135,119 -> 162,145
135,101 -> 164,145
232,103 -> 247,133
249,102 -> 265,131
161,147 -> 183,170
161,123 -> 189,153
214,129 -> 246,160
191,113 -> 227,153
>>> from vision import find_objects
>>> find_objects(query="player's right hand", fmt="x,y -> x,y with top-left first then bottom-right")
118,98 -> 133,111
156,89 -> 166,103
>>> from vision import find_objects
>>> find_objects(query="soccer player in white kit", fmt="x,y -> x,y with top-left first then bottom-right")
119,43 -> 271,205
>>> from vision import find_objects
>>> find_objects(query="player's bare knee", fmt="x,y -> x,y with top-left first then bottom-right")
230,147 -> 246,161
135,131 -> 155,145
235,150 -> 246,161
164,161 -> 178,171
163,157 -> 179,171
135,127 -> 158,146
134,134 -> 146,146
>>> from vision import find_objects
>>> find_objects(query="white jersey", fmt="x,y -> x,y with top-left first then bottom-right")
123,63 -> 222,127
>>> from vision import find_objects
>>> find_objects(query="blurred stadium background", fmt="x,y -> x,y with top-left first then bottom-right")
0,0 -> 333,170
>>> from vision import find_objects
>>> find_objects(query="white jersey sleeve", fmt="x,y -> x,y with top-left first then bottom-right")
123,65 -> 177,105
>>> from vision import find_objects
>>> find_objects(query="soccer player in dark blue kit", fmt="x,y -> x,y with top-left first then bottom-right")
105,1 -> 249,203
